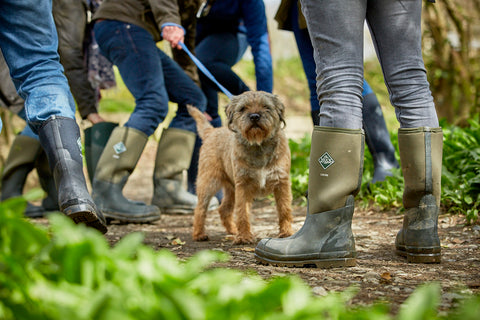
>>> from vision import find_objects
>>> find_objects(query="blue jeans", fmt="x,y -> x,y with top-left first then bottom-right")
196,32 -> 250,119
0,0 -> 76,134
300,0 -> 439,129
94,20 -> 206,136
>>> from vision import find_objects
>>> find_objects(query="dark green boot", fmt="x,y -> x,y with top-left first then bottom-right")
84,121 -> 118,183
255,127 -> 364,268
152,128 -> 218,215
395,127 -> 443,263
1,134 -> 44,218
92,126 -> 160,223
38,116 -> 107,234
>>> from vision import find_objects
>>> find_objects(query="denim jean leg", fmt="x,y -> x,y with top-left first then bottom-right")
162,54 -> 207,133
366,0 -> 438,128
0,0 -> 76,134
300,0 -> 365,129
94,21 -> 169,136
196,32 -> 250,114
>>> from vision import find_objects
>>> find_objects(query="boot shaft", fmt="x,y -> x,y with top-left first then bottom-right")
398,127 -> 443,208
2,135 -> 41,178
154,128 -> 196,181
84,121 -> 118,182
308,126 -> 364,214
94,126 -> 148,184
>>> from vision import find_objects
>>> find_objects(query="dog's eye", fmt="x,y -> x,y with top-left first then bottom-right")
239,106 -> 245,113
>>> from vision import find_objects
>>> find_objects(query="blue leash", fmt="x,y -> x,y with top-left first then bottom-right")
179,42 -> 233,99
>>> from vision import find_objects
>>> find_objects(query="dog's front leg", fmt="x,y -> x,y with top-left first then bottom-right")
232,184 -> 255,244
273,181 -> 294,238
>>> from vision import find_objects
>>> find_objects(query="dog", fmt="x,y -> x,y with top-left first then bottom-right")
187,91 -> 293,244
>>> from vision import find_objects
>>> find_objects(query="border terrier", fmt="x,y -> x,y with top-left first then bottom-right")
187,91 -> 293,244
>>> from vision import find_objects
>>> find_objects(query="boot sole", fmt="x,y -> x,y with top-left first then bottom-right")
65,203 -> 108,234
254,253 -> 356,268
396,246 -> 441,263
102,211 -> 161,223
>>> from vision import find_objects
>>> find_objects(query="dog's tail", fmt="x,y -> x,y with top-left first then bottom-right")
186,105 -> 214,140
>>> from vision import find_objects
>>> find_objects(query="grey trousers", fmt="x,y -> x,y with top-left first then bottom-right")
300,0 -> 439,129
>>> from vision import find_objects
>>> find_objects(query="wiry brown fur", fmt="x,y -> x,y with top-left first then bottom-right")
187,91 -> 293,244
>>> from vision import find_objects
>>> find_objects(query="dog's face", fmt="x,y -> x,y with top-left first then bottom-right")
225,91 -> 286,145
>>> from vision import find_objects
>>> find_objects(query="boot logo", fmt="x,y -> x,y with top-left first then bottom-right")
318,152 -> 335,170
113,142 -> 127,154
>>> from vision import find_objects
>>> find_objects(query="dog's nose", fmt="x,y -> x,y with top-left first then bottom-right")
249,113 -> 261,122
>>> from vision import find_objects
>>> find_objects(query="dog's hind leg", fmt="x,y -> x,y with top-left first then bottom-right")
192,173 -> 222,241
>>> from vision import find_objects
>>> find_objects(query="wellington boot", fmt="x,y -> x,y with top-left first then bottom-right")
38,116 -> 107,234
363,93 -> 399,184
84,121 -> 118,183
255,127 -> 364,268
395,127 -> 443,263
152,128 -> 218,215
93,126 -> 160,223
1,135 -> 44,218
35,150 -> 59,212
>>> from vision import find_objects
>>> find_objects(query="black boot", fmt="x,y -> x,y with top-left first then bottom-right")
1,135 -> 45,218
362,93 -> 399,184
35,150 -> 59,212
38,116 -> 107,234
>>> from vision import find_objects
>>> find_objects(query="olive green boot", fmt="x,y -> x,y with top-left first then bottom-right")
92,126 -> 160,223
395,127 -> 443,263
84,121 -> 118,183
152,128 -> 218,214
255,127 -> 364,268
1,135 -> 44,217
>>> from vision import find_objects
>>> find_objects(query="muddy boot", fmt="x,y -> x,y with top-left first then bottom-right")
1,134 -> 45,218
395,127 -> 443,263
84,121 -> 118,183
35,150 -> 59,212
255,126 -> 364,268
152,128 -> 218,215
363,93 -> 399,184
92,126 -> 160,223
38,116 -> 107,234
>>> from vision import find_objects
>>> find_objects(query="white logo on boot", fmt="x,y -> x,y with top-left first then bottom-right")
318,152 -> 335,170
113,142 -> 127,155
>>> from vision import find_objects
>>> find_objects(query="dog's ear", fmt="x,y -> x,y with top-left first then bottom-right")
225,99 -> 237,132
271,94 -> 286,128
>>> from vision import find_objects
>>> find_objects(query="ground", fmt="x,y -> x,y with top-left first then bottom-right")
3,114 -> 479,315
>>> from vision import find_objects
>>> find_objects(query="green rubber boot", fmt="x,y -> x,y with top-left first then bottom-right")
84,121 -> 118,183
92,126 -> 160,223
152,128 -> 218,215
395,127 -> 443,263
1,135 -> 45,217
255,126 -> 364,268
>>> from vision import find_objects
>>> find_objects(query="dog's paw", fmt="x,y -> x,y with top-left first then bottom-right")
193,233 -> 209,241
233,234 -> 255,245
278,228 -> 294,238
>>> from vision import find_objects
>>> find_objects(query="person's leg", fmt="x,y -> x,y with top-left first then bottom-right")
196,32 -> 250,112
0,0 -> 106,233
367,0 -> 441,262
255,0 -> 367,267
91,21 -> 164,222
52,0 -> 98,118
290,2 -> 320,126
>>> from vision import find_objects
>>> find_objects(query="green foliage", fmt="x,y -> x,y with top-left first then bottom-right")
289,118 -> 480,222
288,134 -> 310,203
440,116 -> 480,223
1,197 -> 479,319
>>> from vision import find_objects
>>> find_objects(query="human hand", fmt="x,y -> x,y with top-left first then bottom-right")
87,113 -> 105,124
162,25 -> 185,49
